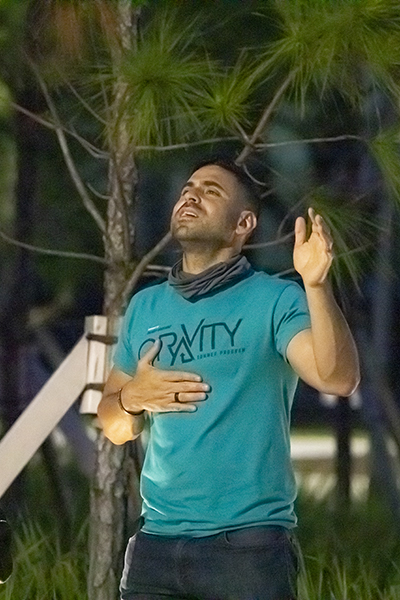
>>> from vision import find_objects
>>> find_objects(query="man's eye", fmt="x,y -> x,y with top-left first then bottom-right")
207,189 -> 220,196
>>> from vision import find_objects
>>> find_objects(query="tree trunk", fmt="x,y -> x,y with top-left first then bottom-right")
364,200 -> 400,524
88,4 -> 140,599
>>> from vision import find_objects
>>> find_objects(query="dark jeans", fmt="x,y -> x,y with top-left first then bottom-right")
120,525 -> 300,600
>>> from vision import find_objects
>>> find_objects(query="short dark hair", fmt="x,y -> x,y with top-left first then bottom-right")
191,157 -> 261,218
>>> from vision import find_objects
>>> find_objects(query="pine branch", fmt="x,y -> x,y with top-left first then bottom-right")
30,62 -> 107,234
276,198 -> 305,239
69,125 -> 109,160
236,72 -> 297,165
8,100 -> 109,160
135,137 -> 240,152
8,100 -> 55,130
87,183 -> 111,201
146,264 -> 171,273
255,134 -> 363,149
244,231 -> 293,249
119,232 -> 172,308
65,80 -> 109,126
272,268 -> 296,278
0,229 -> 107,264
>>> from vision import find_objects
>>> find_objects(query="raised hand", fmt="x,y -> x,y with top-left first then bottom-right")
119,339 -> 210,414
293,207 -> 333,287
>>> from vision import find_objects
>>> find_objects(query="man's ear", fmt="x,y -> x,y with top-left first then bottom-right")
236,211 -> 257,240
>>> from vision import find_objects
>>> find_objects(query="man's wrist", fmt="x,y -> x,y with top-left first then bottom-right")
117,387 -> 144,416
303,278 -> 332,295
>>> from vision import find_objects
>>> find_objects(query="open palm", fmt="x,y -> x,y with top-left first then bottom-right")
293,208 -> 333,287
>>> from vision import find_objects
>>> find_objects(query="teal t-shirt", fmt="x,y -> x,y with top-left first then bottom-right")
113,270 -> 310,536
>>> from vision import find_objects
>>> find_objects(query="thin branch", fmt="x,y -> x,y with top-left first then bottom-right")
0,229 -> 107,264
120,232 -> 172,308
9,100 -> 109,160
263,162 -> 312,195
87,182 -> 111,201
277,198 -> 305,238
335,244 -> 373,258
236,71 -> 297,165
272,268 -> 296,278
65,80 -> 109,126
30,62 -> 106,234
244,231 -> 293,250
146,264 -> 171,273
233,120 -> 251,145
9,100 -> 56,130
241,165 -> 276,198
68,125 -> 109,159
242,163 -> 269,187
135,137 -> 240,152
260,188 -> 276,199
255,134 -> 364,149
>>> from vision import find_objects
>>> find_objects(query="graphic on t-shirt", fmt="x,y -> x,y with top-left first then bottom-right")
138,318 -> 245,366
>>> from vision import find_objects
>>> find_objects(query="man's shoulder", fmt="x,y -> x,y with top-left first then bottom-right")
246,270 -> 304,296
123,279 -> 170,316
130,278 -> 169,300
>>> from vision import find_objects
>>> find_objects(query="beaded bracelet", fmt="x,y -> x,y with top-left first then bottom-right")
117,388 -> 144,416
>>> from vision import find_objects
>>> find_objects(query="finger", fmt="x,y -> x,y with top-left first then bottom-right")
175,391 -> 208,403
138,339 -> 161,366
315,215 -> 333,250
321,230 -> 333,252
172,381 -> 211,394
163,370 -> 203,383
162,403 -> 198,413
294,216 -> 307,247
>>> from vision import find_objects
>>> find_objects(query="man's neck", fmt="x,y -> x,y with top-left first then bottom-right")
182,247 -> 240,275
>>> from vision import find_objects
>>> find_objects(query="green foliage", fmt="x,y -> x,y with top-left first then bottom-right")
89,6 -> 260,147
198,59 -> 256,135
256,0 -> 400,109
0,521 -> 88,600
0,0 -> 29,89
370,127 -> 400,205
296,492 -> 400,599
302,187 -> 379,289
104,8 -> 210,146
3,493 -> 400,599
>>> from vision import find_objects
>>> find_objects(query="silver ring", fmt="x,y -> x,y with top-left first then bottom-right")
174,392 -> 180,403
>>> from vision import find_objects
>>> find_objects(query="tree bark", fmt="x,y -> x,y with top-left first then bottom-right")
88,4 -> 141,599
364,199 -> 400,526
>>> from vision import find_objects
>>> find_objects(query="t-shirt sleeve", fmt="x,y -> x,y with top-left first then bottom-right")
112,296 -> 138,376
273,282 -> 311,360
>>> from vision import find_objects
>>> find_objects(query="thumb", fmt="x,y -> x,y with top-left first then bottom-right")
139,339 -> 161,367
294,216 -> 307,248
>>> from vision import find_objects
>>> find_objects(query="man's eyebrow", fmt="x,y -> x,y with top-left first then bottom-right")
183,180 -> 226,191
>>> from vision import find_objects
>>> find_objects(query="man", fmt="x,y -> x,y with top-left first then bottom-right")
98,159 -> 360,600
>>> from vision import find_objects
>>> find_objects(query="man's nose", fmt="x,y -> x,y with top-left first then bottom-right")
184,191 -> 201,209
184,191 -> 201,204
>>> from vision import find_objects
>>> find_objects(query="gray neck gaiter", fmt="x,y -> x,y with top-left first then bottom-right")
168,254 -> 253,300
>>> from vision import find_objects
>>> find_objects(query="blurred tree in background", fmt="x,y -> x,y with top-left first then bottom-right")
1,1 -> 400,598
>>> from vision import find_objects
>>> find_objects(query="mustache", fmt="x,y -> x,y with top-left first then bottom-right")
177,201 -> 203,216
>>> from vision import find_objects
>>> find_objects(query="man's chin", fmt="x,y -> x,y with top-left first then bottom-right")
170,222 -> 228,248
171,223 -> 202,243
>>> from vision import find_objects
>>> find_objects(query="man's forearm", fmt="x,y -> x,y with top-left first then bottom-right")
305,281 -> 360,395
